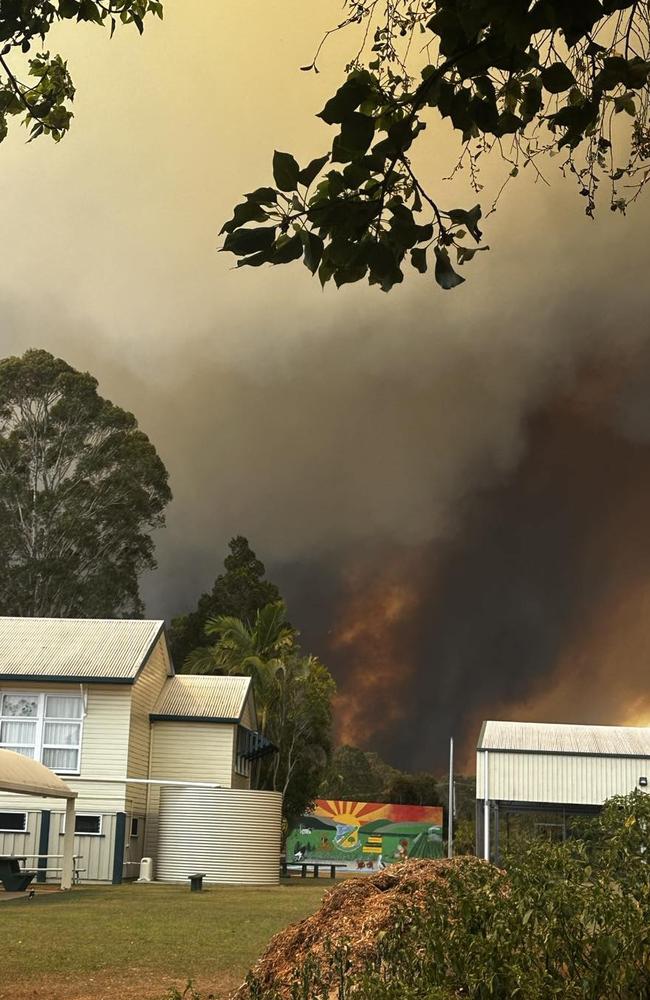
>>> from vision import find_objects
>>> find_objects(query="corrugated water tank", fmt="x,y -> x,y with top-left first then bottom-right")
156,786 -> 282,885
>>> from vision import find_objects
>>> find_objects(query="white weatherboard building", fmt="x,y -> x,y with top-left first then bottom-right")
476,720 -> 650,861
0,617 -> 281,884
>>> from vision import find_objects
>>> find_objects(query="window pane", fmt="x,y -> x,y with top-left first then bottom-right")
0,812 -> 26,832
42,747 -> 79,771
0,720 -> 36,745
3,746 -> 35,759
1,694 -> 38,718
75,815 -> 101,835
45,696 -> 82,719
44,722 -> 80,746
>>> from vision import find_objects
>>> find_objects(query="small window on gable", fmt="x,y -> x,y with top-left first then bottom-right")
0,812 -> 27,833
75,814 -> 102,836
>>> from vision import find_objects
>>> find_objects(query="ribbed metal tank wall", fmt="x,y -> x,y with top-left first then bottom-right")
156,786 -> 282,884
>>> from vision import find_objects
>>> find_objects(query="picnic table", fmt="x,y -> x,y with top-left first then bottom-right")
281,860 -> 348,879
0,856 -> 37,892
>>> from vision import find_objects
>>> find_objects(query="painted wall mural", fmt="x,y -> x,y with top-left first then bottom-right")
286,799 -> 444,871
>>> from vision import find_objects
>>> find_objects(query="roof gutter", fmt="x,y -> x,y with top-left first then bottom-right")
0,674 -> 136,684
149,713 -> 240,724
70,776 -> 223,788
476,747 -> 650,760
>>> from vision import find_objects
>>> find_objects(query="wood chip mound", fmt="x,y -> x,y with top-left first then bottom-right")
236,857 -> 486,999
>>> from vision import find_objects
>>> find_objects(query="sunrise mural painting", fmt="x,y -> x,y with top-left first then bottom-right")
286,800 -> 444,872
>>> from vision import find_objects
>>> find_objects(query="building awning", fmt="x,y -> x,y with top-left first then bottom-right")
0,749 -> 76,799
239,729 -> 276,761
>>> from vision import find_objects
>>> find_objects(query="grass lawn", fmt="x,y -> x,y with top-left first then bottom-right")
0,881 -> 327,1000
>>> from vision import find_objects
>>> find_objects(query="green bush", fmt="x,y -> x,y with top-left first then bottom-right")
245,790 -> 650,1000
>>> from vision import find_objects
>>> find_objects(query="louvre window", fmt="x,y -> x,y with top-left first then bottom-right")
74,814 -> 101,836
0,692 -> 83,774
0,812 -> 27,832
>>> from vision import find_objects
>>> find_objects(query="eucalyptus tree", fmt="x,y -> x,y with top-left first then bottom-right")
223,0 -> 650,291
0,348 -> 171,616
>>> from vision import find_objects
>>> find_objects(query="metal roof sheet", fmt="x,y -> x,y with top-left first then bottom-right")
0,617 -> 165,681
151,674 -> 251,722
0,748 -> 76,799
478,720 -> 650,757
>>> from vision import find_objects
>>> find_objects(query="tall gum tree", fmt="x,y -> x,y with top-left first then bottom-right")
0,348 -> 171,617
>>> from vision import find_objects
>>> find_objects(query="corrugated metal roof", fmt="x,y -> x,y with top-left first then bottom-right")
478,720 -> 650,757
0,748 -> 76,798
0,617 -> 165,681
151,674 -> 251,722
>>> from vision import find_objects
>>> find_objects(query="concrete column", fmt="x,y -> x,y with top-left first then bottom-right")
61,798 -> 76,890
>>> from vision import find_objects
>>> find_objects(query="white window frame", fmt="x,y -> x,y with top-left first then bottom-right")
0,811 -> 28,834
0,690 -> 84,775
66,813 -> 103,837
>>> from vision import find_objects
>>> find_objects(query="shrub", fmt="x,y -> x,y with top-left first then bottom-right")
243,790 -> 650,1000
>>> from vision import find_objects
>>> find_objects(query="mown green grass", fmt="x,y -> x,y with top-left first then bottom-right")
0,881 -> 326,990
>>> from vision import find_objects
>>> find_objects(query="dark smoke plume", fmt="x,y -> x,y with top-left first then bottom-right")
285,359 -> 650,772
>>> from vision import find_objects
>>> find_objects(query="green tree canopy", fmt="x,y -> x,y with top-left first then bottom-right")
322,743 -> 441,806
321,743 -> 386,801
185,600 -> 296,732
186,600 -> 335,824
223,0 -> 650,291
169,536 -> 282,668
0,348 -> 171,616
0,0 -> 162,144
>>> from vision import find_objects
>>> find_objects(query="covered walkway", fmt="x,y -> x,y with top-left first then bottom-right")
0,749 -> 76,890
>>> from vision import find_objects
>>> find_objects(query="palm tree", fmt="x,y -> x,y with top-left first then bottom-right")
184,601 -> 295,733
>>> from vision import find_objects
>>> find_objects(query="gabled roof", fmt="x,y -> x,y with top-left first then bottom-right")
478,720 -> 650,758
0,617 -> 166,683
151,674 -> 252,723
0,748 -> 76,799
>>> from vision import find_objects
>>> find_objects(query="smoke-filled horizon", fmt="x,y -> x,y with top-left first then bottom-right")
1,1 -> 650,773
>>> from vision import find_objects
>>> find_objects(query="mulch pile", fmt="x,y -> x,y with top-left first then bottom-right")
236,857 -> 486,999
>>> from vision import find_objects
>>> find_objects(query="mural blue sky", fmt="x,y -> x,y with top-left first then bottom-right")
2,1 -> 650,769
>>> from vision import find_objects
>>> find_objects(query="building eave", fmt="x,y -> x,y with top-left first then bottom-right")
149,713 -> 240,724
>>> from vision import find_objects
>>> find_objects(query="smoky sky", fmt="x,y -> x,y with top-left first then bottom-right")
1,1 -> 650,773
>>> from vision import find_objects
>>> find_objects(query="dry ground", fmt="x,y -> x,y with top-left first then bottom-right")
0,881 -> 327,1000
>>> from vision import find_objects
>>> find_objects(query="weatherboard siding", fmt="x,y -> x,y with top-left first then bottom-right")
150,722 -> 236,784
80,684 -> 131,781
476,750 -> 650,805
126,637 -> 171,813
143,721 -> 238,863
48,809 -> 118,883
